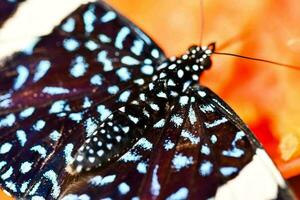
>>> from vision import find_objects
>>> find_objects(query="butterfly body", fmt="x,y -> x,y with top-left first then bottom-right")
0,1 -> 295,200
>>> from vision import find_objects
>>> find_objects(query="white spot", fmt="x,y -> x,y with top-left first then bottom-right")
118,182 -> 130,195
64,144 -> 74,164
199,160 -> 213,176
134,78 -> 145,85
141,65 -> 154,75
14,65 -> 29,90
167,79 -> 176,86
1,167 -> 13,180
151,49 -> 160,58
120,151 -> 141,163
20,181 -> 30,193
179,96 -> 189,106
63,38 -> 79,51
211,135 -> 218,144
85,118 -> 97,137
89,176 -> 102,185
153,119 -> 165,128
100,175 -> 116,186
188,107 -> 197,125
42,87 -> 70,95
5,181 -> 17,192
119,90 -> 131,102
69,56 -> 89,78
170,115 -> 183,127
164,140 -> 175,150
172,153 -> 193,171
43,170 -> 60,198
107,85 -> 119,94
31,145 -> 47,158
137,162 -> 147,174
128,115 -> 138,124
115,27 -> 130,49
33,120 -> 46,131
198,90 -> 206,97
180,130 -> 200,144
131,39 -> 144,56
97,51 -> 113,71
166,187 -> 189,200
0,143 -> 12,154
49,130 -> 61,142
33,60 -> 51,82
151,165 -> 160,196
150,103 -> 160,111
205,117 -> 228,128
0,114 -> 15,128
20,161 -> 33,174
121,56 -> 140,65
90,74 -> 103,85
116,67 -> 131,81
61,17 -> 75,32
16,130 -> 27,146
137,138 -> 153,150
199,104 -> 214,113
97,105 -> 112,121
177,69 -> 184,78
19,107 -> 35,118
157,91 -> 167,99
101,11 -> 117,22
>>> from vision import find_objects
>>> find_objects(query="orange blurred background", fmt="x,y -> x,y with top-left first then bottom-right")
1,0 -> 300,199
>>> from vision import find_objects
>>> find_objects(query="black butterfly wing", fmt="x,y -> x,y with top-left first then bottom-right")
0,0 -> 24,27
61,85 -> 293,200
0,1 -> 165,199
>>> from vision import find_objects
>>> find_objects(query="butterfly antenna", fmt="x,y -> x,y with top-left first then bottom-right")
214,51 -> 300,71
199,0 -> 204,46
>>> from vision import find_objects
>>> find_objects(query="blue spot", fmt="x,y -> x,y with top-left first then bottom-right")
42,87 -> 70,95
222,148 -> 244,158
30,145 -> 47,158
131,39 -> 144,56
199,160 -> 213,176
69,56 -> 89,78
107,85 -> 119,94
62,18 -> 75,32
0,114 -> 15,128
97,105 -> 112,121
116,67 -> 131,81
119,90 -> 131,102
33,120 -> 46,131
121,56 -> 140,65
63,38 -> 80,51
101,11 -> 117,23
69,112 -> 83,123
14,65 -> 29,90
16,130 -> 27,147
141,65 -> 154,75
83,5 -> 96,33
20,162 -> 33,174
90,74 -> 103,86
201,145 -> 210,155
0,143 -> 12,154
33,60 -> 51,82
118,182 -> 130,195
49,100 -> 69,114
49,130 -> 61,142
19,107 -> 35,118
85,118 -> 97,137
220,167 -> 238,176
98,34 -> 111,43
115,27 -> 130,49
97,51 -> 113,71
85,40 -> 99,51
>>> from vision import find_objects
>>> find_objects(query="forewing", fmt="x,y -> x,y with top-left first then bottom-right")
61,86 -> 294,200
0,1 -> 165,199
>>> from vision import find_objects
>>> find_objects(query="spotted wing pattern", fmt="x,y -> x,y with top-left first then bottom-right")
61,85 -> 293,200
0,0 -> 24,27
0,1 -> 165,199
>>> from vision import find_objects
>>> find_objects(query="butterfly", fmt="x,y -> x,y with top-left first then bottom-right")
0,1 -> 295,199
